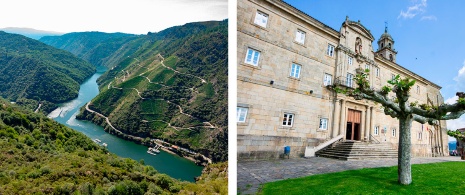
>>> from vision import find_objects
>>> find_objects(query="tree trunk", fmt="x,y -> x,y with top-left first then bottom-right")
398,115 -> 413,185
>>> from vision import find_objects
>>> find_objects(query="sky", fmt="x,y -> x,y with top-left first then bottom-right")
0,0 -> 228,34
284,0 -> 465,141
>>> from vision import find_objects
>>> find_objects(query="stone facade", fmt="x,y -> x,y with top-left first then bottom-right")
237,0 -> 449,160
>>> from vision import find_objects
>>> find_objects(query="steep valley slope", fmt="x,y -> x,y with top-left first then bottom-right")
0,31 -> 95,113
42,20 -> 228,162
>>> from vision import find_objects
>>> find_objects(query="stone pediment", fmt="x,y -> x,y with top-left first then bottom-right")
345,20 -> 375,41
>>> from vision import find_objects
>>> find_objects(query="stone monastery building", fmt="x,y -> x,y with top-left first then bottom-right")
237,0 -> 449,159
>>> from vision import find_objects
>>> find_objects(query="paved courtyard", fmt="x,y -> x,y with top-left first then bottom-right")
237,156 -> 462,194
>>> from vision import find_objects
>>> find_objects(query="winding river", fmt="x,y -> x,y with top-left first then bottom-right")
48,66 -> 203,182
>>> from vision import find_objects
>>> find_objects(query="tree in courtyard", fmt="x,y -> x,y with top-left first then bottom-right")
332,68 -> 465,185
447,129 -> 465,158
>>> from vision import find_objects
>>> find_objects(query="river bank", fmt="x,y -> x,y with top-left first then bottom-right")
48,68 -> 203,182
77,102 -> 211,166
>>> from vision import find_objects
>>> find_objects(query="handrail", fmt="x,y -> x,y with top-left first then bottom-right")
305,134 -> 344,157
370,134 -> 380,144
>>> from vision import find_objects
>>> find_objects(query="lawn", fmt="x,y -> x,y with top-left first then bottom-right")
260,162 -> 465,194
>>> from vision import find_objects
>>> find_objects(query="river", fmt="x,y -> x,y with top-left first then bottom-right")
48,66 -> 203,182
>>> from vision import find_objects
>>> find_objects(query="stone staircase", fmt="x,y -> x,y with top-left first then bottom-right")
316,141 -> 398,161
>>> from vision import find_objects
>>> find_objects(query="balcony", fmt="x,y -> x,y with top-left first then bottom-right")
334,76 -> 355,88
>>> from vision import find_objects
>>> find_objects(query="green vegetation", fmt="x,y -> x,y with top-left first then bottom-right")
72,20 -> 228,162
260,162 -> 465,194
0,31 -> 95,112
0,99 -> 227,194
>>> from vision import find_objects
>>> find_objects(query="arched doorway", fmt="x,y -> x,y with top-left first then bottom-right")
346,109 -> 361,141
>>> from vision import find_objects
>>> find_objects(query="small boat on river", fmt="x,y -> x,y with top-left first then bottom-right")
147,150 -> 157,155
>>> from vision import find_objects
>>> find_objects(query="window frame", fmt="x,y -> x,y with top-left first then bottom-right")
295,29 -> 306,45
374,126 -> 379,135
244,47 -> 261,66
346,73 -> 354,88
290,63 -> 302,79
327,44 -> 335,57
319,118 -> 328,130
324,73 -> 332,86
254,11 -> 269,28
348,56 -> 353,66
375,67 -> 380,77
237,107 -> 248,123
392,128 -> 396,137
282,113 -> 294,127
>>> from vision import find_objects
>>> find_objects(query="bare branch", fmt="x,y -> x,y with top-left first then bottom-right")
441,110 -> 465,120
411,102 -> 465,119
412,114 -> 434,124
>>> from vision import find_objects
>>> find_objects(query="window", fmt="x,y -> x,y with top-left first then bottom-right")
365,64 -> 370,71
244,48 -> 260,66
392,128 -> 396,137
254,11 -> 268,28
374,126 -> 379,135
324,73 -> 332,86
327,44 -> 335,57
319,118 -> 328,130
376,67 -> 380,77
282,113 -> 294,127
290,63 -> 301,78
237,107 -> 248,123
389,54 -> 393,61
295,29 -> 306,44
418,132 -> 422,140
391,74 -> 396,81
348,56 -> 353,65
346,73 -> 353,88
416,86 -> 420,94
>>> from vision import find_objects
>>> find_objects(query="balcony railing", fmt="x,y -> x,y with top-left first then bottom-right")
334,76 -> 354,88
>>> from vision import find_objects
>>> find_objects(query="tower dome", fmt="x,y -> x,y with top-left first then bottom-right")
376,25 -> 397,62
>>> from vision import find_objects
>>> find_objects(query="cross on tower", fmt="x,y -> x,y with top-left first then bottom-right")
385,21 -> 388,33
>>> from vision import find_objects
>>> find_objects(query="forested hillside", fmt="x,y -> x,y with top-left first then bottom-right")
0,99 -> 227,194
0,31 -> 95,113
72,20 -> 228,162
40,32 -> 139,68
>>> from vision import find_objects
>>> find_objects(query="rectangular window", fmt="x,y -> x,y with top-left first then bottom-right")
319,118 -> 328,130
290,63 -> 301,78
374,126 -> 379,135
376,67 -> 380,77
327,44 -> 335,57
417,86 -> 420,94
244,48 -> 260,66
295,29 -> 306,44
282,113 -> 294,127
391,74 -> 396,80
237,107 -> 248,123
346,73 -> 353,88
392,128 -> 396,137
348,56 -> 353,65
418,132 -> 422,140
254,11 -> 268,28
324,73 -> 332,86
365,64 -> 370,70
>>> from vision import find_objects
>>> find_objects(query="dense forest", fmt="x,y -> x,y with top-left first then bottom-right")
0,99 -> 227,194
45,20 -> 229,162
0,31 -> 95,113
40,32 -> 139,68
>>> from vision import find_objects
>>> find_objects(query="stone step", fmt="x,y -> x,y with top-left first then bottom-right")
317,141 -> 398,161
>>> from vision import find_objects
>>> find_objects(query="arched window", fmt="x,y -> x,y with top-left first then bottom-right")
381,43 -> 384,48
388,43 -> 392,48
389,54 -> 393,61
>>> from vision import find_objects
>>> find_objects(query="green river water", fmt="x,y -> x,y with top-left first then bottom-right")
48,67 -> 203,182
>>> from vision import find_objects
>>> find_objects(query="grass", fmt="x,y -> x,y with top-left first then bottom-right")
260,162 -> 465,194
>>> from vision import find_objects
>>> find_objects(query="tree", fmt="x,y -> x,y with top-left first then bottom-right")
333,68 -> 465,185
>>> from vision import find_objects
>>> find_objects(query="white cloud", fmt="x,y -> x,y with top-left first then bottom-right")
420,15 -> 437,21
398,0 -> 431,20
453,60 -> 465,90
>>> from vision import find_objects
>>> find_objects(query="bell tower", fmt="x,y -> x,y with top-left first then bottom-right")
376,22 -> 397,62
